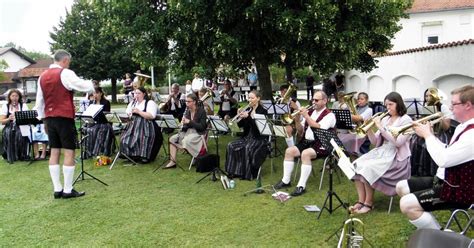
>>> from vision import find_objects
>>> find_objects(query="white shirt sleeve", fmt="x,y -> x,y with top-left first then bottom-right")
319,112 -> 336,130
360,107 -> 373,121
145,100 -> 158,119
0,104 -> 8,116
35,76 -> 45,119
425,129 -> 474,168
126,102 -> 134,116
60,68 -> 94,93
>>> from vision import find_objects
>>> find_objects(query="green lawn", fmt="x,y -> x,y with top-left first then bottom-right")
1,133 -> 461,247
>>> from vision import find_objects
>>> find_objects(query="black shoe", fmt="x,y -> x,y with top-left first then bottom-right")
62,189 -> 85,199
53,190 -> 63,199
163,164 -> 176,169
290,186 -> 306,197
274,180 -> 291,190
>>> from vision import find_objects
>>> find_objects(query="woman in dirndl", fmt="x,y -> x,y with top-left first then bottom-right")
225,90 -> 270,180
83,86 -> 115,158
120,86 -> 162,163
164,93 -> 208,169
349,92 -> 412,214
410,87 -> 453,176
0,89 -> 30,163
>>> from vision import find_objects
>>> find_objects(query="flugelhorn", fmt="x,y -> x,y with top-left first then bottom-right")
355,111 -> 389,137
387,112 -> 445,138
230,104 -> 253,123
281,104 -> 316,125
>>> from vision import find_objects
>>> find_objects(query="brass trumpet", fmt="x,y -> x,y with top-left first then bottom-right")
387,112 -> 445,138
230,104 -> 253,124
281,104 -> 316,125
355,111 -> 389,137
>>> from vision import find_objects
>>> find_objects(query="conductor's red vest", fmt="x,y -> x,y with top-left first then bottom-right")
39,68 -> 75,119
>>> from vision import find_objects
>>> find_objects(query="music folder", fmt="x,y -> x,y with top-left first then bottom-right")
81,104 -> 104,121
330,138 -> 355,179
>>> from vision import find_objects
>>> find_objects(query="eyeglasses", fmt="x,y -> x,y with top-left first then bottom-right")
313,98 -> 323,102
451,102 -> 464,107
185,100 -> 194,103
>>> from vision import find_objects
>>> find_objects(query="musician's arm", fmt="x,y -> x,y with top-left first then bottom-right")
188,109 -> 207,132
426,130 -> 474,168
379,115 -> 412,147
35,77 -> 46,119
60,69 -> 94,92
0,105 -> 8,124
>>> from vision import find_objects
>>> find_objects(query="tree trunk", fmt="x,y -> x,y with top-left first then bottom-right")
284,54 -> 293,84
255,60 -> 273,100
111,78 -> 117,104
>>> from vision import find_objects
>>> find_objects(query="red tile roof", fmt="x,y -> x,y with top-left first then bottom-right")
409,0 -> 474,13
378,39 -> 474,57
17,58 -> 52,78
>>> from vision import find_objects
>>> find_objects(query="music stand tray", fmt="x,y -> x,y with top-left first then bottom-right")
15,110 -> 42,164
311,128 -> 347,219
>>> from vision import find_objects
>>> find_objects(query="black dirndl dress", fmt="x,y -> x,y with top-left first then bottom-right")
1,104 -> 30,163
225,105 -> 270,180
119,101 -> 163,162
83,99 -> 116,159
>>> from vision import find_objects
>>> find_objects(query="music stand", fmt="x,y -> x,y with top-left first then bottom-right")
74,107 -> 108,186
311,128 -> 347,219
15,110 -> 42,164
153,114 -> 180,172
404,98 -> 423,119
331,109 -> 354,130
196,116 -> 229,184
109,113 -> 138,170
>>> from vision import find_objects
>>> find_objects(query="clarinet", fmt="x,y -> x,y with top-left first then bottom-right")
180,107 -> 189,132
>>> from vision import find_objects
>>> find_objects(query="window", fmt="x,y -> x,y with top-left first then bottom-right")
427,36 -> 438,44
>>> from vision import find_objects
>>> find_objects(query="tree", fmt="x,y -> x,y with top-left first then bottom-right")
50,0 -> 139,103
0,59 -> 8,81
168,0 -> 411,99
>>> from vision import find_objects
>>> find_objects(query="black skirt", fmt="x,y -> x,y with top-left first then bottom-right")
225,135 -> 269,180
1,122 -> 29,163
119,116 -> 163,162
83,123 -> 116,159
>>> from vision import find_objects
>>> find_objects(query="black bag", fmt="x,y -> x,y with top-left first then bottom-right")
195,154 -> 219,173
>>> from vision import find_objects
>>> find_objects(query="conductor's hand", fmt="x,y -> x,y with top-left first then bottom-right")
413,121 -> 433,139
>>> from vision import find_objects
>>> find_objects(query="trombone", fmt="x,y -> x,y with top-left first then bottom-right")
355,111 -> 389,137
387,112 -> 446,138
281,104 -> 316,125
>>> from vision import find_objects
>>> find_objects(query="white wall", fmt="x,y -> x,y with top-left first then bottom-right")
392,8 -> 474,51
0,50 -> 32,72
345,44 -> 474,103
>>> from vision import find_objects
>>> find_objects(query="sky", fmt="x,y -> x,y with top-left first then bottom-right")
0,0 -> 74,54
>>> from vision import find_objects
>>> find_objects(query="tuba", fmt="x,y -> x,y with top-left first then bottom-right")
134,72 -> 151,88
200,88 -> 214,102
426,87 -> 441,106
337,216 -> 365,248
278,82 -> 298,104
342,92 -> 363,129
355,111 -> 389,137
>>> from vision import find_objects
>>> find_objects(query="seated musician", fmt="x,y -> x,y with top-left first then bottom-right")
277,84 -> 301,147
411,87 -> 452,177
217,80 -> 239,121
119,86 -> 163,163
349,92 -> 411,214
198,87 -> 214,116
274,90 -> 336,196
331,91 -> 347,110
161,83 -> 185,121
396,85 -> 473,230
164,93 -> 208,169
338,92 -> 373,155
83,87 -> 115,158
0,89 -> 30,162
225,90 -> 270,180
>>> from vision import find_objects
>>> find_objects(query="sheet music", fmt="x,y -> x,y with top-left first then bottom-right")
254,114 -> 272,136
260,100 -> 274,114
208,115 -> 229,132
330,139 -> 356,179
82,104 -> 104,118
274,104 -> 290,115
272,125 -> 288,138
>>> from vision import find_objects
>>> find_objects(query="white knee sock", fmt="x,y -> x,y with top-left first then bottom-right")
410,212 -> 441,230
297,164 -> 312,188
63,166 -> 76,194
285,137 -> 295,147
396,180 -> 410,196
282,160 -> 294,184
49,164 -> 62,192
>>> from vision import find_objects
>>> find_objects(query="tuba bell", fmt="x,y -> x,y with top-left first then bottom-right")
342,92 -> 363,130
134,72 -> 151,88
278,82 -> 298,104
426,87 -> 442,106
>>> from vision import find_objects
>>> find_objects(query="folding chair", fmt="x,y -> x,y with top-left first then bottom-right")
188,132 -> 209,170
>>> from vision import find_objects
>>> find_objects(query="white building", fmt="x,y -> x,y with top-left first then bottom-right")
345,0 -> 474,103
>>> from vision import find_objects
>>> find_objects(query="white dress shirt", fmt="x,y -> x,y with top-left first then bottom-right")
35,64 -> 94,119
126,100 -> 158,119
302,107 -> 336,140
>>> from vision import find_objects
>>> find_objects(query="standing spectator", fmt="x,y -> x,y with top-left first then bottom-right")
123,73 -> 133,95
185,80 -> 193,95
247,69 -> 258,91
191,73 -> 205,94
237,73 -> 248,87
36,49 -> 94,199
305,73 -> 315,101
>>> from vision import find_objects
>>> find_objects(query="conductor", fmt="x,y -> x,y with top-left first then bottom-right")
36,50 -> 94,199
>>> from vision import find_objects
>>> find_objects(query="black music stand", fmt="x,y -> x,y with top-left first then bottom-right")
196,116 -> 229,184
404,98 -> 423,119
153,114 -> 181,173
74,108 -> 108,186
332,109 -> 354,130
311,128 -> 348,219
15,110 -> 42,164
